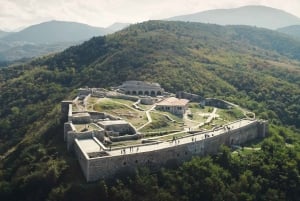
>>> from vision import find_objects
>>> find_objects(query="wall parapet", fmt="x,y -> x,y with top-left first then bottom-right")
73,119 -> 268,182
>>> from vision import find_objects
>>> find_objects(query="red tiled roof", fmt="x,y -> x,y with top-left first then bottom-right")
156,97 -> 189,106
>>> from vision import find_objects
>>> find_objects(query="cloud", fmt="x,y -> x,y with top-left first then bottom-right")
0,0 -> 299,31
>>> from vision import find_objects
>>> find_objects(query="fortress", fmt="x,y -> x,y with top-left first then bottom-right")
62,81 -> 268,182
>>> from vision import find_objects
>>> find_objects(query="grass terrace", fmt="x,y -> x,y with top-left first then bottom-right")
137,103 -> 154,111
140,112 -> 184,133
110,97 -> 138,106
93,98 -> 148,128
217,108 -> 245,122
152,110 -> 184,123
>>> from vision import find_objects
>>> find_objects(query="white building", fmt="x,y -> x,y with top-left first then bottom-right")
118,80 -> 164,96
155,97 -> 189,115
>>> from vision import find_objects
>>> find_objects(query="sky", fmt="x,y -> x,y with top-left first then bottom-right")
1,0 -> 300,31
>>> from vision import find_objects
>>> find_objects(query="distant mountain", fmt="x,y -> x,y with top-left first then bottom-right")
277,25 -> 300,40
0,30 -> 10,38
106,22 -> 130,32
2,20 -> 109,44
167,5 -> 300,30
0,41 -> 77,62
0,20 -> 126,61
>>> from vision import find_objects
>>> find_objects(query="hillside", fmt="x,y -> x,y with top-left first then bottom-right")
0,21 -> 300,200
106,22 -> 130,32
278,25 -> 300,40
167,5 -> 300,29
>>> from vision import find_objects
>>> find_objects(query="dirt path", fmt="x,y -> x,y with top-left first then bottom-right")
137,105 -> 156,131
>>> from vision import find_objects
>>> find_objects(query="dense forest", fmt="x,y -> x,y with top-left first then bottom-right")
0,21 -> 300,200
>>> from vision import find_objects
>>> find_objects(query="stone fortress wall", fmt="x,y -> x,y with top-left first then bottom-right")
62,83 -> 268,182
65,125 -> 105,150
176,91 -> 203,102
63,99 -> 138,151
75,119 -> 267,182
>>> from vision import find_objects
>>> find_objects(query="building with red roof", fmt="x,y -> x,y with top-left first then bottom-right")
156,97 -> 189,115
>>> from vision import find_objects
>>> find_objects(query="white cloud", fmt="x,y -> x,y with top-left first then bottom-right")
0,0 -> 300,31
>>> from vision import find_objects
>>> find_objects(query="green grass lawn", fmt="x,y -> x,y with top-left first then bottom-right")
110,98 -> 137,106
188,103 -> 214,113
137,103 -> 154,110
140,112 -> 183,133
217,108 -> 245,122
153,110 -> 184,123
93,98 -> 148,128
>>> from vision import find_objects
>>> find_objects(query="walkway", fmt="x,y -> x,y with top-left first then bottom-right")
137,105 -> 156,131
191,107 -> 218,129
104,119 -> 255,157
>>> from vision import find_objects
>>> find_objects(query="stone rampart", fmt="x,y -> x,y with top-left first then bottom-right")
67,130 -> 105,150
61,101 -> 73,120
71,113 -> 91,124
176,91 -> 202,102
74,139 -> 89,179
66,104 -> 73,122
64,122 -> 76,141
76,120 -> 267,182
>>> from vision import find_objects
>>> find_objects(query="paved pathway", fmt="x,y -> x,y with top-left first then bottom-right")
137,105 -> 156,130
191,107 -> 218,130
105,119 -> 255,157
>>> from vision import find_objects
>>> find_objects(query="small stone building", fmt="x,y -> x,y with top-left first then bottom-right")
97,120 -> 136,136
156,97 -> 189,115
118,80 -> 164,96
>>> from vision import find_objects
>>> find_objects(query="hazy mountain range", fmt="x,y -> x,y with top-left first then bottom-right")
3,20 -> 109,44
167,5 -> 300,30
0,30 -> 9,38
1,5 -> 300,63
277,25 -> 300,40
0,21 -> 129,62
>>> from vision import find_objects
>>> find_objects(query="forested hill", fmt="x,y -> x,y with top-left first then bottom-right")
278,25 -> 300,40
0,20 -> 300,200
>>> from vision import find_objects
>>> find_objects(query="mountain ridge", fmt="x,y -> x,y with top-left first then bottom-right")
0,30 -> 10,38
2,20 -> 109,44
167,5 -> 300,29
277,25 -> 300,40
0,20 -> 129,62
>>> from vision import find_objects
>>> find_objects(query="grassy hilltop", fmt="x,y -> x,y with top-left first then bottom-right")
0,21 -> 300,200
